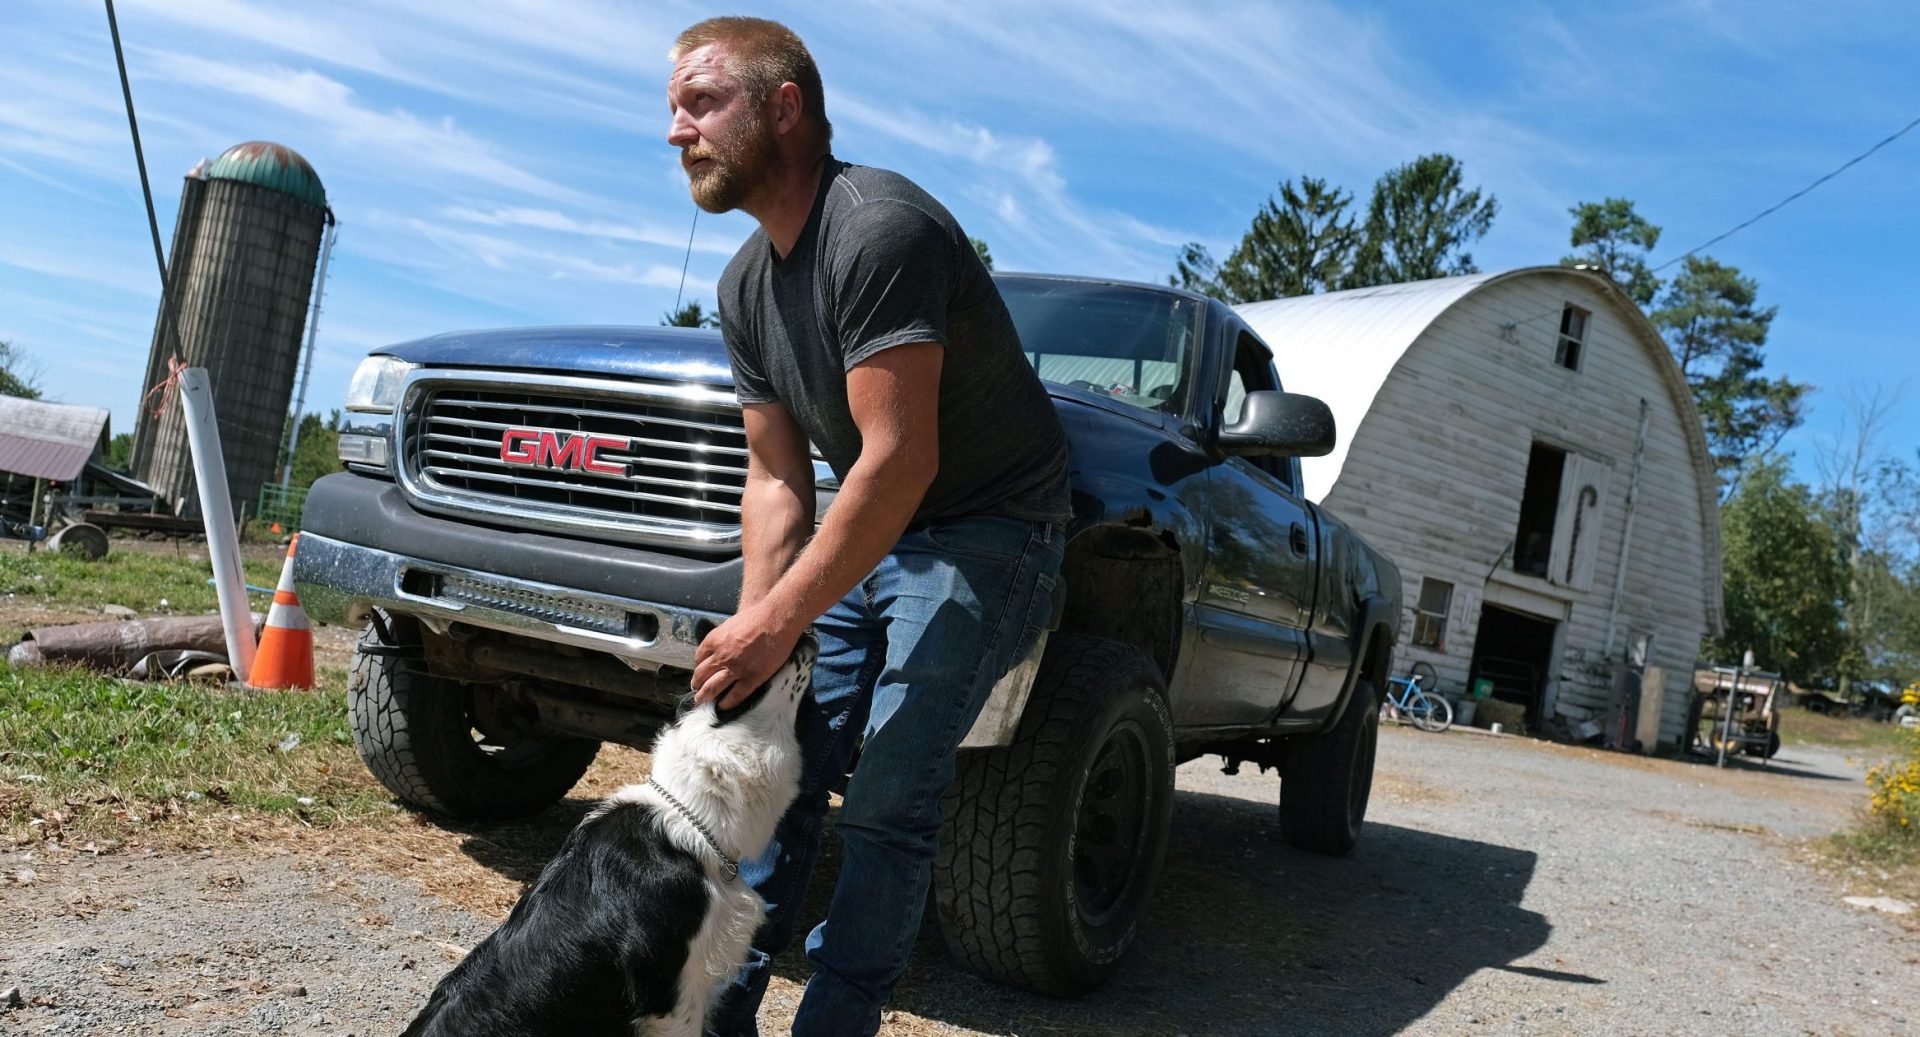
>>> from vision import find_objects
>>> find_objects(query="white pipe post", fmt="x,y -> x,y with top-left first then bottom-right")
179,367 -> 256,683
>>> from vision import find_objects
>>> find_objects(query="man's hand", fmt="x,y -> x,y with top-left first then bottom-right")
691,602 -> 804,708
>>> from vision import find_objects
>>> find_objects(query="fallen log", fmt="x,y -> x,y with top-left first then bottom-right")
9,614 -> 264,673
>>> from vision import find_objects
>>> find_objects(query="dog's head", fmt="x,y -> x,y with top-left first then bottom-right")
710,632 -> 818,734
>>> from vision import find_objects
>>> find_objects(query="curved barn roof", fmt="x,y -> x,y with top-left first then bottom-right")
1236,265 -> 1723,631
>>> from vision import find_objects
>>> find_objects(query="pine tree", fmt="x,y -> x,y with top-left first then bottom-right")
1346,154 -> 1497,287
1651,255 -> 1806,477
1561,198 -> 1662,306
661,301 -> 720,328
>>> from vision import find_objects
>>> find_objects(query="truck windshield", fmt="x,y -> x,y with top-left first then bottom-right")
998,277 -> 1200,414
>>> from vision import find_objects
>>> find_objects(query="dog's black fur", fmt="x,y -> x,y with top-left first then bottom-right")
399,803 -> 710,1036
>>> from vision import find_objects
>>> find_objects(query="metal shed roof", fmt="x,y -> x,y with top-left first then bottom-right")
1236,272 -> 1500,501
0,396 -> 110,482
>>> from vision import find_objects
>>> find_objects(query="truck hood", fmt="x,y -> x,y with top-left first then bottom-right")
378,325 -> 734,386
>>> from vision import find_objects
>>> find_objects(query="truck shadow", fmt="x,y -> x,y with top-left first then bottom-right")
450,783 -> 1558,1036
848,786 -> 1551,1036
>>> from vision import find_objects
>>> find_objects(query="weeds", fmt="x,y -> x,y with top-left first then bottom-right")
0,663 -> 387,844
1863,726 -> 1920,832
0,545 -> 283,620
1781,708 -> 1911,753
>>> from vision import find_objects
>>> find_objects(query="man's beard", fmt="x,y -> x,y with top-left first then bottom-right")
683,110 -> 780,214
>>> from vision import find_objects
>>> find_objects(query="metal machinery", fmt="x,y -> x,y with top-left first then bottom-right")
1685,663 -> 1784,765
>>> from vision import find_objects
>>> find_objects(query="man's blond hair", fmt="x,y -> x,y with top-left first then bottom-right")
671,17 -> 832,143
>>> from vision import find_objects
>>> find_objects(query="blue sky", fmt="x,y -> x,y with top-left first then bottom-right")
2,0 -> 1915,482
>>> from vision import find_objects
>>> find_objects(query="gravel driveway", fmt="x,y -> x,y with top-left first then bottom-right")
4,726 -> 1912,1036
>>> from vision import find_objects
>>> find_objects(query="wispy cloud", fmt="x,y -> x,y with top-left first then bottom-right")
140,49 -> 585,203
442,206 -> 736,256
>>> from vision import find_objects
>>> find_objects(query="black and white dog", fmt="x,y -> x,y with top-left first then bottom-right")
401,636 -> 817,1037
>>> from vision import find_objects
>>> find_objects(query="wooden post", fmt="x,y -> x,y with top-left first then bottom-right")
1635,666 -> 1666,752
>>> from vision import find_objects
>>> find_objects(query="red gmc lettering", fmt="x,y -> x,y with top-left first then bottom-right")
499,428 -> 627,475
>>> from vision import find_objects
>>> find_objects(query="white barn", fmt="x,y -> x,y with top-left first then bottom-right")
1237,266 -> 1722,747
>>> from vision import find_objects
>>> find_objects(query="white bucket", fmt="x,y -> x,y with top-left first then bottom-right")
1490,722 -> 1505,735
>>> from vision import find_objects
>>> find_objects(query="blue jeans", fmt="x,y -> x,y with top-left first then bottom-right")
707,515 -> 1063,1037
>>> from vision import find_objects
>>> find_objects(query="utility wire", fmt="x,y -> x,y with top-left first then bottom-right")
104,0 -> 169,295
1651,112 -> 1920,272
673,204 -> 699,312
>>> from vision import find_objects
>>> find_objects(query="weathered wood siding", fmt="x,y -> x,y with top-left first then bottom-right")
1318,271 -> 1714,744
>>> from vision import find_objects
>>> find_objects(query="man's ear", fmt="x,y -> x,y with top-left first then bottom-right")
771,81 -> 805,136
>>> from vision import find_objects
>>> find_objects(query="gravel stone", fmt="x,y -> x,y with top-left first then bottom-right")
0,729 -> 1911,1035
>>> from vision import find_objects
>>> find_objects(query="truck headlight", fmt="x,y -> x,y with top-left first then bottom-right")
345,355 -> 415,413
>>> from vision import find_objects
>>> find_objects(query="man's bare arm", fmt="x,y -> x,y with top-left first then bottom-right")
736,402 -> 815,611
692,342 -> 942,705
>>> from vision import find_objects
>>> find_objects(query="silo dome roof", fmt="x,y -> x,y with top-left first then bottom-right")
205,141 -> 326,208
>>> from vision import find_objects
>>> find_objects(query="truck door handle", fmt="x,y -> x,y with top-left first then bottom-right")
1289,522 -> 1308,556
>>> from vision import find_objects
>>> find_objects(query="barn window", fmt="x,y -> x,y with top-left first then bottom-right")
1554,305 -> 1589,370
1513,443 -> 1566,577
1411,578 -> 1453,649
1512,441 -> 1611,588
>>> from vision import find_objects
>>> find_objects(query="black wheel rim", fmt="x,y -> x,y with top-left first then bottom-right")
1073,720 -> 1153,927
464,687 -> 551,769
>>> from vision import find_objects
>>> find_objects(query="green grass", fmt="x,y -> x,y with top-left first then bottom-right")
0,545 -> 284,620
1822,825 -> 1920,908
0,663 -> 387,843
1782,709 -> 1912,755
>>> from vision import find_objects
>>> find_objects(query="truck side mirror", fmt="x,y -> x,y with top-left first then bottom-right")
1218,391 -> 1337,458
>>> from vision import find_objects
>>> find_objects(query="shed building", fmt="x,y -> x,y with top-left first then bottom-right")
1237,266 -> 1721,747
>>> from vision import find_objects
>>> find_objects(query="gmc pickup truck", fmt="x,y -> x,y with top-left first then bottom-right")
294,273 -> 1402,996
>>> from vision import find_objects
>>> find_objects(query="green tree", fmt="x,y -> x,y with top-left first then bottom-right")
1171,241 -> 1226,300
1346,154 -> 1498,287
105,433 -> 133,471
1215,176 -> 1357,301
662,301 -> 720,328
971,236 -> 994,271
0,340 -> 42,399
282,411 -> 342,492
1652,255 -> 1807,478
1711,457 -> 1851,685
1561,197 -> 1663,306
1172,177 -> 1359,303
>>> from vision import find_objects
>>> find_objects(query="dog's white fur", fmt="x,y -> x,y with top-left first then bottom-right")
596,639 -> 815,1036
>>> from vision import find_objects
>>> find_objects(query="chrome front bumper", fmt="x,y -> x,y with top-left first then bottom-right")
293,532 -> 726,672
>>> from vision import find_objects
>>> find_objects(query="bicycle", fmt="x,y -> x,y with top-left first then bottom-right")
1383,661 -> 1453,733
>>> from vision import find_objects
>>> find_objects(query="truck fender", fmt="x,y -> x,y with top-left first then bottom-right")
1314,593 -> 1396,737
959,573 -> 1070,749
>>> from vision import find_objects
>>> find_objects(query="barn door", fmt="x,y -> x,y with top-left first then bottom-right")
1547,453 -> 1609,590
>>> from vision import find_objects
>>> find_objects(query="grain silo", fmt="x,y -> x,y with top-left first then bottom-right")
132,141 -> 331,516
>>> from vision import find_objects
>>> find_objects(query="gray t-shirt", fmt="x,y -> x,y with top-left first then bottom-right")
717,159 -> 1071,527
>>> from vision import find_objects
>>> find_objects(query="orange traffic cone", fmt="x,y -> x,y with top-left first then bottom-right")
270,521 -> 283,535
251,533 -> 314,690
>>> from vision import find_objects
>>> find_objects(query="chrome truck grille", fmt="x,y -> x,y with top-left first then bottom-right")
395,370 -> 748,552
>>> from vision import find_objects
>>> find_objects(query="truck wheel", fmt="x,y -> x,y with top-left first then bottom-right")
1279,679 -> 1378,856
933,634 -> 1175,997
348,622 -> 599,820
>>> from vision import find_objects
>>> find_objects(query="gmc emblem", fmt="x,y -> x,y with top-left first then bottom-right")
499,428 -> 629,476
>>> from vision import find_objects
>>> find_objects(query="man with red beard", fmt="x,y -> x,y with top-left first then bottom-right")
670,16 -> 1070,1037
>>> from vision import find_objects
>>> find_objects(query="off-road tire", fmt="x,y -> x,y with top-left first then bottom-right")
934,634 -> 1175,997
1742,730 -> 1783,759
1279,679 -> 1379,856
348,622 -> 599,820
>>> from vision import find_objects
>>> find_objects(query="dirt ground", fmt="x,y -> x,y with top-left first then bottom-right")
3,723 -> 1915,1035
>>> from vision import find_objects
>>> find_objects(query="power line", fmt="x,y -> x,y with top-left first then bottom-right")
673,204 -> 699,312
1651,112 -> 1920,272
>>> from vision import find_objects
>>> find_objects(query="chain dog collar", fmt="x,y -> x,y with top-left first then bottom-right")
647,778 -> 739,881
